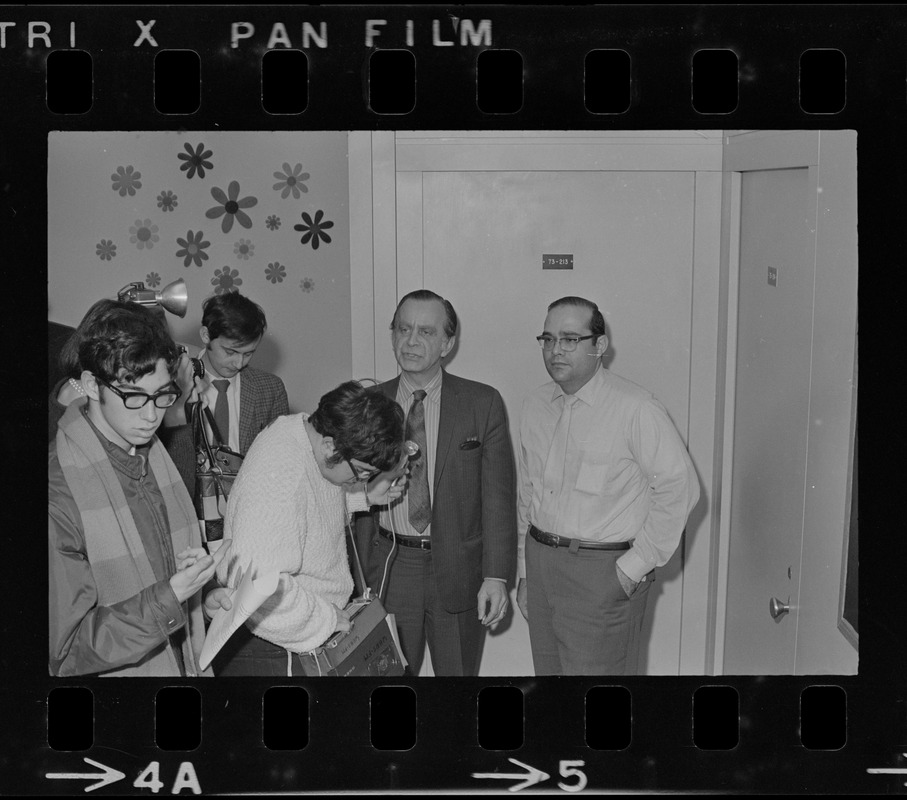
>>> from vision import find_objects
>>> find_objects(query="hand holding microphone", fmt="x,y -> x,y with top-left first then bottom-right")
364,441 -> 419,505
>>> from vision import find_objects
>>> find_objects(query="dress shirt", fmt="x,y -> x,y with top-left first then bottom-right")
379,369 -> 443,537
200,349 -> 241,453
517,366 -> 700,584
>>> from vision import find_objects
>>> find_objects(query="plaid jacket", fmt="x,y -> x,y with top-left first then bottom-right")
238,367 -> 289,455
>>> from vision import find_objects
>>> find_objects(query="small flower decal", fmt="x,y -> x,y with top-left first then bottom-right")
273,163 -> 309,199
206,180 -> 258,233
111,165 -> 142,197
233,238 -> 255,260
157,190 -> 178,212
129,218 -> 159,251
300,277 -> 315,293
294,209 -> 334,250
146,272 -> 161,288
212,267 -> 243,295
265,262 -> 287,284
178,142 -> 213,179
175,230 -> 211,268
96,239 -> 117,261
266,215 -> 281,231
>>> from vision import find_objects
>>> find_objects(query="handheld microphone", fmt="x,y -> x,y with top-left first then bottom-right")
403,440 -> 420,458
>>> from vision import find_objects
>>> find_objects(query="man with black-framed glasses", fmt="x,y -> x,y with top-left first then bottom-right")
516,296 -> 700,676
49,303 -> 220,677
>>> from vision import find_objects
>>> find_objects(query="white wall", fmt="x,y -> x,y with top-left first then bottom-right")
48,130 -> 353,414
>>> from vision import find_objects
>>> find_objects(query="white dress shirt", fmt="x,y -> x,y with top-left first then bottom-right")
517,366 -> 700,583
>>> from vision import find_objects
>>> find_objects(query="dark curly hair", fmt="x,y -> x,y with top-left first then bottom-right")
309,381 -> 405,472
76,300 -> 179,386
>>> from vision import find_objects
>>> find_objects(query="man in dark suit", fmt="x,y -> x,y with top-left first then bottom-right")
352,290 -> 517,676
196,292 -> 289,455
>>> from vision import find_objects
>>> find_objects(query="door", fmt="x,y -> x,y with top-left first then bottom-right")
386,132 -> 725,676
723,168 -> 812,673
720,130 -> 858,675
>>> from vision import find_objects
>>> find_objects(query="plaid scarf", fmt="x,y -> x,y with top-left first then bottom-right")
55,400 -> 211,677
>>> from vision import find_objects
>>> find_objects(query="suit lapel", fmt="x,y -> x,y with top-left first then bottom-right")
238,371 -> 256,454
434,373 -> 459,492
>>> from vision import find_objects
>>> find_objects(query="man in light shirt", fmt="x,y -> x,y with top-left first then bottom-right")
516,296 -> 700,675
352,289 -> 517,676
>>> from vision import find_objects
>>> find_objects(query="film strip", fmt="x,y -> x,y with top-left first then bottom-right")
4,3 -> 905,795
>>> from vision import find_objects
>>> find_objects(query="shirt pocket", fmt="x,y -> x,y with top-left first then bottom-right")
574,460 -> 611,495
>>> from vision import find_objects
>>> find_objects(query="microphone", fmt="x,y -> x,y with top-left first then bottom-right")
392,440 -> 421,488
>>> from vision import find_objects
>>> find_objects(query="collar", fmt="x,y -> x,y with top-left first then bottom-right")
81,405 -> 149,480
399,368 -> 443,403
550,364 -> 604,408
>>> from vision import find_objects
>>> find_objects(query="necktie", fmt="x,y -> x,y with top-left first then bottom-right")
542,394 -> 578,500
406,389 -> 431,533
212,379 -> 230,445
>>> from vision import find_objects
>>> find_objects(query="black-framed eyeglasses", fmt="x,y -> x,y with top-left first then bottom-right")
346,459 -> 381,483
97,376 -> 182,409
536,335 -> 598,352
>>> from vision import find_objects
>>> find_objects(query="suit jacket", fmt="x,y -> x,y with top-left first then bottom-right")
356,371 -> 517,612
237,366 -> 290,455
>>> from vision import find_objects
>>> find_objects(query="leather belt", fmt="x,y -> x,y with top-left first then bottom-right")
529,524 -> 631,551
377,525 -> 432,550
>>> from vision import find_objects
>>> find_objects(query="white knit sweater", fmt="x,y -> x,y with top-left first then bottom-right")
217,413 -> 368,653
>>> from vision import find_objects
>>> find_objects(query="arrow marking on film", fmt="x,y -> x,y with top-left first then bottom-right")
472,758 -> 550,792
46,757 -> 126,792
867,754 -> 907,786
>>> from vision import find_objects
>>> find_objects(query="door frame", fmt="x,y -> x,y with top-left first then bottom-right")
350,130 -> 726,674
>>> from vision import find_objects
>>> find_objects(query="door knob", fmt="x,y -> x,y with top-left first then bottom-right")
769,597 -> 790,621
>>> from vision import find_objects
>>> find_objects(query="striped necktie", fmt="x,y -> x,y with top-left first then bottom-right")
406,390 -> 431,533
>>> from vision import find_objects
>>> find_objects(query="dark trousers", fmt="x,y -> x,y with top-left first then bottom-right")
214,624 -> 314,676
357,526 -> 484,676
526,532 -> 652,676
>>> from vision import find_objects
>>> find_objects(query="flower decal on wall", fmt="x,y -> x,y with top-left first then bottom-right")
294,210 -> 334,250
146,272 -> 161,288
266,215 -> 281,231
206,181 -> 258,233
233,238 -> 255,260
178,142 -> 214,179
175,230 -> 211,268
273,163 -> 309,199
300,277 -> 315,293
157,190 -> 178,212
129,219 -> 159,250
265,262 -> 287,284
111,165 -> 142,197
96,239 -> 117,261
211,267 -> 243,294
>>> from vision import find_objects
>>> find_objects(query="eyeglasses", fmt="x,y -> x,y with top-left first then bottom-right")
97,377 -> 182,409
536,335 -> 598,352
346,459 -> 382,484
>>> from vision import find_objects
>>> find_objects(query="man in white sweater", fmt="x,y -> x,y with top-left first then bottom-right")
212,381 -> 407,676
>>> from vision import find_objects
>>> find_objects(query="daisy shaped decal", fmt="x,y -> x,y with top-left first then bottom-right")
157,190 -> 178,212
294,209 -> 334,250
207,181 -> 258,233
266,215 -> 281,231
129,219 -> 159,251
211,267 -> 243,294
234,238 -> 255,260
273,163 -> 309,199
146,272 -> 161,288
300,277 -> 315,293
265,262 -> 286,284
111,165 -> 142,197
178,142 -> 214,179
175,230 -> 211,268
96,240 -> 117,261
